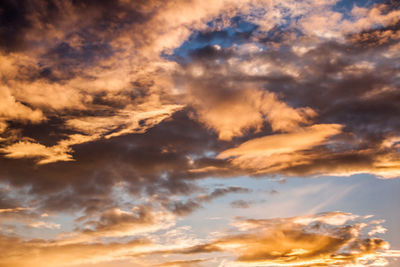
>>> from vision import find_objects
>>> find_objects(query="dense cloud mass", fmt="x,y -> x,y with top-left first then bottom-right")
0,0 -> 400,266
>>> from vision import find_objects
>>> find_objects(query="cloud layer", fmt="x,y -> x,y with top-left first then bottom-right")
1,0 -> 400,266
0,211 -> 398,267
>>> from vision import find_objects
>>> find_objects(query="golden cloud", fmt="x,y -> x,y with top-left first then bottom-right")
150,212 -> 399,267
190,88 -> 316,140
217,124 -> 343,173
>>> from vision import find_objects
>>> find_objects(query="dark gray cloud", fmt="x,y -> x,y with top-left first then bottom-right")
161,186 -> 251,216
230,200 -> 251,209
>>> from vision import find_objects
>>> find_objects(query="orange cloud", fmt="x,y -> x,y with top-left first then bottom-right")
0,134 -> 96,164
151,212 -> 399,267
0,210 -> 398,267
190,87 -> 316,140
156,259 -> 205,267
67,206 -> 175,240
0,234 -> 152,267
1,1 -> 400,266
0,101 -> 182,164
217,124 -> 343,173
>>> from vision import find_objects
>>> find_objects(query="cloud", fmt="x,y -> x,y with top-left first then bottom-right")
0,204 -> 179,266
0,193 -> 399,266
0,134 -> 94,164
28,221 -> 61,229
72,205 -> 175,240
0,102 -> 182,164
0,4 -> 400,239
218,124 -> 343,174
0,53 -> 46,133
1,1 -> 400,266
197,186 -> 251,202
66,101 -> 183,140
230,200 -> 252,209
0,86 -> 45,125
1,0 -> 240,164
0,234 -> 153,267
151,212 -> 400,267
0,0 -> 399,187
161,186 -> 252,216
156,259 -> 205,267
0,207 -> 30,213
0,204 -> 62,232
188,87 -> 316,141
350,24 -> 400,47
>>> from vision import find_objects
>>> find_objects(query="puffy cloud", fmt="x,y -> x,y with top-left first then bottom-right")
188,87 -> 316,141
0,86 -> 45,125
0,0 -> 399,176
1,0 -> 241,164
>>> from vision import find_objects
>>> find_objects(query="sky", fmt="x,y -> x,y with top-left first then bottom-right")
0,0 -> 400,266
